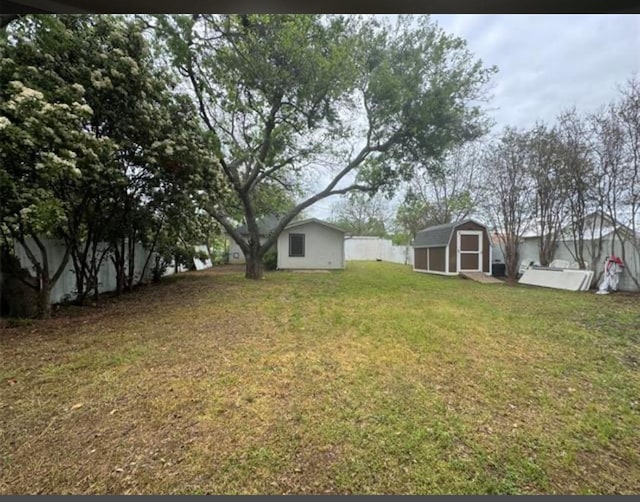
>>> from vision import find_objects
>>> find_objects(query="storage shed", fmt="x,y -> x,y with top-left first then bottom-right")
277,218 -> 346,270
413,220 -> 492,275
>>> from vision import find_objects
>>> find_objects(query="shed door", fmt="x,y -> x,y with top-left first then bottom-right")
457,230 -> 483,272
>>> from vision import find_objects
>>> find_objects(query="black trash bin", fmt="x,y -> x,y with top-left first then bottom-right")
492,263 -> 506,277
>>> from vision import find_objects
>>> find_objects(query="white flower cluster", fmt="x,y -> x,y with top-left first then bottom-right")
120,56 -> 140,76
151,139 -> 176,157
72,102 -> 93,116
90,70 -> 113,90
40,151 -> 78,172
110,68 -> 124,79
0,116 -> 11,130
9,81 -> 45,102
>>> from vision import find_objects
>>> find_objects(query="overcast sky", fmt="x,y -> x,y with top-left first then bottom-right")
308,14 -> 640,220
431,14 -> 640,132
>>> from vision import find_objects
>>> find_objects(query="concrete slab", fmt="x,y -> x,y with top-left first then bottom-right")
459,272 -> 503,284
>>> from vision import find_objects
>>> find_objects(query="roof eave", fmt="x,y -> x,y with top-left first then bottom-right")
284,218 -> 346,233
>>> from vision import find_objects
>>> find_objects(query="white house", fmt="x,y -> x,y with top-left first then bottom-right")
518,212 -> 639,292
227,215 -> 280,264
277,218 -> 346,270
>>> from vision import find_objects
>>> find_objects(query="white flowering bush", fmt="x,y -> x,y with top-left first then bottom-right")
1,14 -> 229,314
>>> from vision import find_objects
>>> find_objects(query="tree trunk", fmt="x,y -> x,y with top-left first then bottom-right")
38,276 -> 52,319
245,253 -> 264,279
138,217 -> 164,286
504,241 -> 520,283
112,239 -> 125,296
27,235 -> 67,319
126,236 -> 136,291
72,251 -> 88,305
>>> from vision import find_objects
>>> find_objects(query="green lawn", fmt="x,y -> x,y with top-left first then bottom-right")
1,262 -> 639,494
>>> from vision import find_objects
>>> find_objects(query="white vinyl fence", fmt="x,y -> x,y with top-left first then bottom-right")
6,237 -> 212,305
519,236 -> 640,292
345,236 -> 414,266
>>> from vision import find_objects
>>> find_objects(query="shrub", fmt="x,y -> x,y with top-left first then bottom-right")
195,250 -> 210,264
152,254 -> 170,282
263,250 -> 278,271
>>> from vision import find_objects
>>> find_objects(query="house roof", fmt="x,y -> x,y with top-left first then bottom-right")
564,212 -> 637,241
235,214 -> 281,236
413,219 -> 488,248
284,218 -> 346,233
521,211 -> 638,241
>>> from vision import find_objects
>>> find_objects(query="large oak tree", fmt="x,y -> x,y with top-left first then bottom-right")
159,14 -> 496,279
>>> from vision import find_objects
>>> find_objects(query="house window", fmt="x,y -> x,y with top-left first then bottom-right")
289,233 -> 305,257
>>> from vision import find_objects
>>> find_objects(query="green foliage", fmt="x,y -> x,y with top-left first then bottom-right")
1,14 -> 227,305
393,141 -> 484,243
262,249 -> 278,271
157,14 -> 495,278
331,192 -> 390,237
151,253 -> 169,283
0,19 -> 110,240
174,247 -> 197,271
195,250 -> 210,263
394,192 -> 432,241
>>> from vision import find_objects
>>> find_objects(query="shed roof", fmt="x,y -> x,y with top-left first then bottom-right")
285,218 -> 346,233
413,219 -> 488,248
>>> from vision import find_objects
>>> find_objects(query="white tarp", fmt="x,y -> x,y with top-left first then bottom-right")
596,256 -> 624,295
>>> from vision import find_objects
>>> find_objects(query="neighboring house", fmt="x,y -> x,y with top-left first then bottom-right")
227,215 -> 280,264
489,232 -> 506,265
518,211 -> 639,292
413,219 -> 492,276
277,218 -> 346,270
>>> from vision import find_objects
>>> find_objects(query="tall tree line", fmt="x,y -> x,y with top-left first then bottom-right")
394,76 -> 640,285
1,13 -> 499,316
0,15 -> 226,317
156,14 -> 496,279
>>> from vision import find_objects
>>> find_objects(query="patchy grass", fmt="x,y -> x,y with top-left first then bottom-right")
1,262 -> 639,494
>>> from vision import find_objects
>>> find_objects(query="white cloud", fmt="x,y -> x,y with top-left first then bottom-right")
433,14 -> 640,130
308,14 -> 640,219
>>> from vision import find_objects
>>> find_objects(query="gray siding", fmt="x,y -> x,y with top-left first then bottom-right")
277,221 -> 344,270
226,236 -> 273,264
